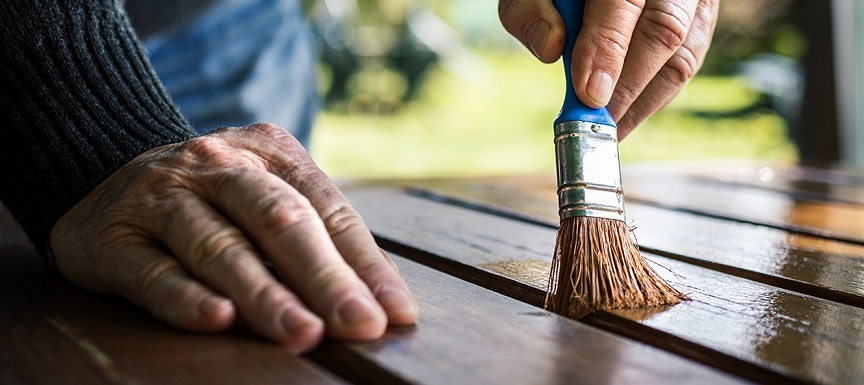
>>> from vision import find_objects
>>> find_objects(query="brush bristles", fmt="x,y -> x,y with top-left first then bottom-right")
545,216 -> 689,319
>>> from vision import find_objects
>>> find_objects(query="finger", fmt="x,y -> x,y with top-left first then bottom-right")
201,166 -> 388,341
498,0 -> 566,63
155,192 -> 326,352
228,123 -> 418,326
98,240 -> 237,333
293,171 -> 419,326
572,0 -> 645,107
606,0 -> 698,122
616,0 -> 718,139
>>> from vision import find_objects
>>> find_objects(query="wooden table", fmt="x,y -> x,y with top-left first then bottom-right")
2,163 -> 863,384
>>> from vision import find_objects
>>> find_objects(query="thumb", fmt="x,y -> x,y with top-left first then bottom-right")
498,0 -> 565,63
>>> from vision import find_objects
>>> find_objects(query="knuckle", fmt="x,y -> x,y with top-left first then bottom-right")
699,0 -> 720,25
590,0 -> 643,58
663,44 -> 701,83
134,258 -> 183,306
208,126 -> 235,135
352,257 -> 393,281
611,81 -> 642,108
188,227 -> 248,274
639,2 -> 692,51
257,193 -> 319,231
595,28 -> 630,58
307,265 -> 357,294
250,282 -> 292,309
248,123 -> 298,146
249,122 -> 283,135
181,136 -> 229,161
322,204 -> 366,239
134,162 -> 188,194
177,136 -> 258,172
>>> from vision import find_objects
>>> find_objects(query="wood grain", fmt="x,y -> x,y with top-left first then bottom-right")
625,175 -> 864,244
408,177 -> 864,308
0,247 -> 345,385
0,205 -> 744,385
346,187 -> 864,384
686,170 -> 864,207
5,164 -> 861,384
627,164 -> 864,205
332,254 -> 745,385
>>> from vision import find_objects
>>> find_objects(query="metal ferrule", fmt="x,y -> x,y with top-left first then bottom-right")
554,120 -> 625,222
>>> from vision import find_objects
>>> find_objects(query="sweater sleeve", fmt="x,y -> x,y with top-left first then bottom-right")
0,0 -> 197,253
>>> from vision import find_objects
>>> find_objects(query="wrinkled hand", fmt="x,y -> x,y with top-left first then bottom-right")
499,0 -> 719,138
50,123 -> 418,353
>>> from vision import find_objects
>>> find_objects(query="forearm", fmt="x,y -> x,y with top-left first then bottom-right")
0,0 -> 196,252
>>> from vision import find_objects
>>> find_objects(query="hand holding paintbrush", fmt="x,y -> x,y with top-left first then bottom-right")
544,0 -> 690,318
498,0 -> 719,317
498,0 -> 719,139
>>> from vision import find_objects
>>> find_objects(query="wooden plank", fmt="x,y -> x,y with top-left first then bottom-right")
787,164 -> 864,187
408,178 -> 864,308
687,171 -> 864,207
637,163 -> 864,207
346,187 -> 864,384
624,174 -> 864,244
0,248 -> 345,385
322,254 -> 745,385
677,164 -> 864,188
0,205 -> 745,384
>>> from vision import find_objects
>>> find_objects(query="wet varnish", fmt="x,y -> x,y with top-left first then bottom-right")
3,163 -> 862,384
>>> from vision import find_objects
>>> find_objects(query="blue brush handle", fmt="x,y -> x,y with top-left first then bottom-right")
552,0 -> 616,127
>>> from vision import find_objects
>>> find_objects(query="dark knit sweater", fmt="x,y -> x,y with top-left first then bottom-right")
0,0 -> 198,253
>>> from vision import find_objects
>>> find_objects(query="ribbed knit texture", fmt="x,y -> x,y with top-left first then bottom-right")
0,0 -> 197,253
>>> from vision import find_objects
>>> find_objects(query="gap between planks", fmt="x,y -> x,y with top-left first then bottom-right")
373,236 -> 802,385
346,186 -> 864,384
407,187 -> 864,309
622,176 -> 864,246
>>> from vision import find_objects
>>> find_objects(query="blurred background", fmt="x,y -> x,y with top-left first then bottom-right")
302,0 -> 835,179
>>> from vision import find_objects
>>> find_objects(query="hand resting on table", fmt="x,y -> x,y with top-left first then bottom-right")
50,123 -> 418,353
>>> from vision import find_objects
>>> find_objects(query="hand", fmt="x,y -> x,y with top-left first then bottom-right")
499,0 -> 719,138
50,123 -> 418,353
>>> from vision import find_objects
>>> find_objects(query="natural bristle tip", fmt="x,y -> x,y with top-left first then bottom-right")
545,217 -> 689,319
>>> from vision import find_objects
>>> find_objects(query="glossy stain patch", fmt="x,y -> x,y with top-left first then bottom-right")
480,258 -> 551,290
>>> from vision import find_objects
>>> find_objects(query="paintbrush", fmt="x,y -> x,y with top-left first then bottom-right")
544,0 -> 688,319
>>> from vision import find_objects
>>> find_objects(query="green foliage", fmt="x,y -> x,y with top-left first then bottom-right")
309,51 -> 797,179
701,0 -> 804,74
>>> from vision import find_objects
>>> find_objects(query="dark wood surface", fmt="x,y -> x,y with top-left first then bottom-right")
346,187 -> 864,385
2,163 -> 863,384
0,234 -> 346,385
410,175 -> 864,307
326,255 -> 741,385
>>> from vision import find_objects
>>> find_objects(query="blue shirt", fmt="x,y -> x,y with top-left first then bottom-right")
143,0 -> 319,146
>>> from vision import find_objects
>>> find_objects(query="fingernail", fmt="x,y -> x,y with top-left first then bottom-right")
282,308 -> 322,336
527,19 -> 552,60
377,288 -> 418,319
587,70 -> 614,106
337,296 -> 380,326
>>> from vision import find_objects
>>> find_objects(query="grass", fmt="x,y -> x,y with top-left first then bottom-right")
309,50 -> 798,179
